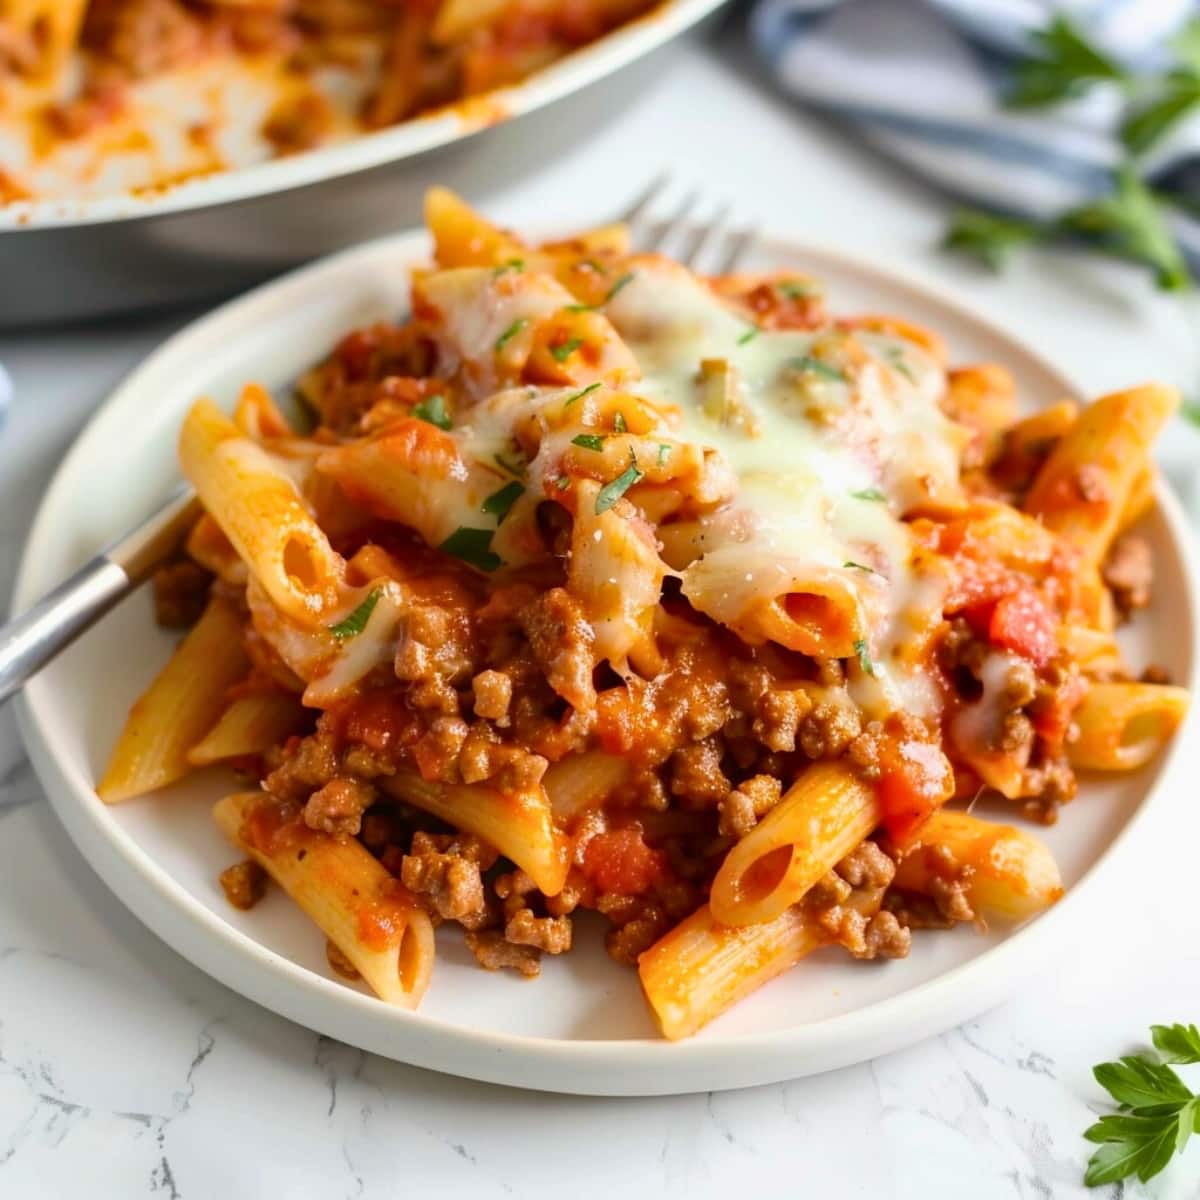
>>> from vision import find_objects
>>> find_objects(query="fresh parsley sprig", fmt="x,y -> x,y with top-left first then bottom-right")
1083,1023 -> 1200,1187
1006,16 -> 1128,109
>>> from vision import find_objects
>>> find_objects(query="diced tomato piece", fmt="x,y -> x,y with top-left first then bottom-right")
876,732 -> 955,843
989,588 -> 1057,668
581,827 -> 668,895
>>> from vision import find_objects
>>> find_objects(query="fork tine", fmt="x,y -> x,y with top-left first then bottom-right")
714,225 -> 760,275
642,188 -> 700,253
678,201 -> 731,270
619,172 -> 672,227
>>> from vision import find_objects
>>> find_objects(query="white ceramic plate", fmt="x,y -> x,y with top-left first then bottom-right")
14,228 -> 1198,1096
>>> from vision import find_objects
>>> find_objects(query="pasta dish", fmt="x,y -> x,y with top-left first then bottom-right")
0,0 -> 658,203
98,190 -> 1188,1039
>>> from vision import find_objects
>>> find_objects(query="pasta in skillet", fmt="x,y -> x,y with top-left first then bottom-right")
100,189 -> 1188,1037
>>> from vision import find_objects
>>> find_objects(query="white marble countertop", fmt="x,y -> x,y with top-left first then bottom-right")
3,21 -> 1200,1199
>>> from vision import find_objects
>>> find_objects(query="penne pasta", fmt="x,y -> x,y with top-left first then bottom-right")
187,691 -> 308,766
709,763 -> 881,927
1068,682 -> 1189,771
98,595 -> 249,803
179,399 -> 346,625
213,792 -> 434,1007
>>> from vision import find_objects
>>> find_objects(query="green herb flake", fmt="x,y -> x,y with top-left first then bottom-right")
737,327 -> 759,346
657,443 -> 671,467
411,393 -> 451,430
778,280 -> 818,300
789,355 -> 846,382
851,488 -> 888,503
853,638 -> 875,676
328,589 -> 381,640
564,303 -> 594,313
594,452 -> 644,515
564,382 -> 601,407
551,337 -> 584,363
481,480 -> 524,522
885,348 -> 915,382
493,258 -> 525,277
613,411 -> 627,434
571,433 -> 606,451
605,272 -> 634,303
942,208 -> 1045,272
494,451 -> 526,478
554,475 -> 571,491
844,561 -> 878,574
494,318 -> 528,352
439,527 -> 501,572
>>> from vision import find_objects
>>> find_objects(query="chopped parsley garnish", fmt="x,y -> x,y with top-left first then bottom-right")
778,280 -> 818,299
550,337 -> 584,363
844,561 -> 878,574
851,488 -> 887,503
571,433 -> 606,451
411,393 -> 451,430
595,451 -> 643,514
481,481 -> 524,522
328,589 -> 381,640
790,355 -> 846,382
853,638 -> 875,676
605,272 -> 634,302
493,258 -> 525,276
657,443 -> 672,466
737,327 -> 759,346
440,527 -> 501,572
564,382 -> 601,407
494,451 -> 526,478
613,411 -> 627,434
554,475 -> 571,491
494,318 -> 528,352
885,348 -> 915,382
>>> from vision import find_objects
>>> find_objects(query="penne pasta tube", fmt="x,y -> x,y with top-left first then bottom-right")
891,809 -> 1063,921
179,399 -> 345,624
213,792 -> 434,1007
1115,466 -> 1154,536
97,595 -> 249,803
380,769 -> 569,896
1068,681 -> 1189,771
542,750 -> 630,822
187,691 -> 309,766
1025,384 -> 1178,567
639,887 -> 883,1041
709,762 -> 880,927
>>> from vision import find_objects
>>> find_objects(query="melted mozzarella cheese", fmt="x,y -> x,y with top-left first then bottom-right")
607,260 -> 960,717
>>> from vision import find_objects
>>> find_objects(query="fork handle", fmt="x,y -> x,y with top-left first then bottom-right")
0,557 -> 130,708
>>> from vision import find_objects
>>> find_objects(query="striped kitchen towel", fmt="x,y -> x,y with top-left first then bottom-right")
752,0 -> 1200,260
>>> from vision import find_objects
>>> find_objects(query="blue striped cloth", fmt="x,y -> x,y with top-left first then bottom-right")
752,0 -> 1200,261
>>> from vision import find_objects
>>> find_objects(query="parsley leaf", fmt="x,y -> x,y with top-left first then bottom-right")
789,355 -> 846,382
853,638 -> 874,676
605,272 -> 634,303
494,318 -> 528,352
439,527 -> 501,572
844,561 -> 877,574
1174,18 -> 1200,74
778,280 -> 818,299
564,382 -> 600,407
613,411 -> 627,434
851,488 -> 887,502
494,450 -> 526,478
595,452 -> 643,514
1082,1024 -> 1200,1187
657,443 -> 671,466
328,589 -> 381,640
737,327 -> 759,346
554,475 -> 571,491
942,208 -> 1045,272
481,480 -> 524,522
412,393 -> 451,430
1060,167 -> 1190,291
1121,73 -> 1200,156
571,433 -> 606,451
493,258 -> 525,276
1006,16 -> 1127,109
885,347 -> 915,382
551,337 -> 583,363
1152,1024 -> 1200,1064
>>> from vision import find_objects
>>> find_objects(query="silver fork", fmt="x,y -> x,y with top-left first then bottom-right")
0,182 -> 758,706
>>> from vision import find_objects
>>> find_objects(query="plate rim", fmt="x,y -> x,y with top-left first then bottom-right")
0,0 -> 727,233
14,225 -> 1200,1095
